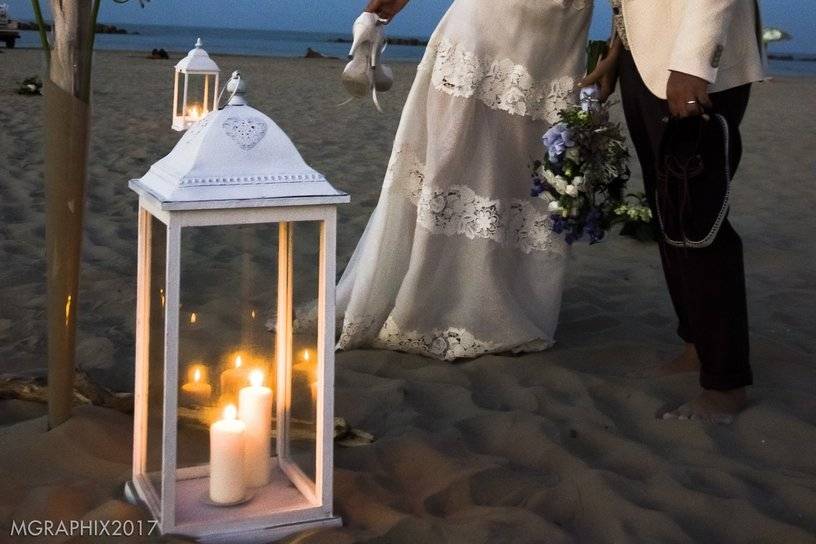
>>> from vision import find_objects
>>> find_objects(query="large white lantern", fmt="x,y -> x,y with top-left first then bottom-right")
126,72 -> 349,542
172,38 -> 220,131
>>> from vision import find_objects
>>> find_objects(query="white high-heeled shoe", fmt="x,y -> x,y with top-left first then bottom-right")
342,12 -> 394,112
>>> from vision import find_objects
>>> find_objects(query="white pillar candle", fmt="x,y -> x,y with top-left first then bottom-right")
209,404 -> 246,504
238,370 -> 273,487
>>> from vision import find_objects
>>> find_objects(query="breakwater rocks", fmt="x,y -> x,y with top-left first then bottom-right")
329,36 -> 428,47
17,21 -> 135,34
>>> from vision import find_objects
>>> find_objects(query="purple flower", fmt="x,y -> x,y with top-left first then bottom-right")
542,123 -> 575,163
550,215 -> 566,234
580,85 -> 601,113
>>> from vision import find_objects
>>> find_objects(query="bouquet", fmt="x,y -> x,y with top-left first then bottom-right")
613,192 -> 658,242
530,85 -> 632,244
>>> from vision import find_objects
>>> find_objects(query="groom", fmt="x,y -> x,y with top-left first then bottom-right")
588,0 -> 765,422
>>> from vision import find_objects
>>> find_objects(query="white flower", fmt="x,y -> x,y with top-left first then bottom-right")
565,185 -> 579,197
553,176 -> 569,195
538,191 -> 555,204
572,176 -> 585,190
548,201 -> 563,212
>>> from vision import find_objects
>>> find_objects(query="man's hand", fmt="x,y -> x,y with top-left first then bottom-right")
666,71 -> 713,118
365,0 -> 410,21
578,37 -> 623,102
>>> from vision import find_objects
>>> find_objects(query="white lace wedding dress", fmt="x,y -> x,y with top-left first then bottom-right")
336,0 -> 593,361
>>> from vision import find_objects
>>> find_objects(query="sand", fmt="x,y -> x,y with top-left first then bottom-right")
0,48 -> 815,543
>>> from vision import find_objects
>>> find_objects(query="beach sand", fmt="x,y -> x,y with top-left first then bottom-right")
0,49 -> 815,543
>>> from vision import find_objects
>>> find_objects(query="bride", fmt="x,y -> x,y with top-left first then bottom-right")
336,0 -> 593,361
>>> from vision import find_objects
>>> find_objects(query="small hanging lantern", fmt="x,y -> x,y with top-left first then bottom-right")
172,38 -> 220,131
127,72 -> 348,542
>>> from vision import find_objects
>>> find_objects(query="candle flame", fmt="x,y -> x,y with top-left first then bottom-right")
193,367 -> 201,383
303,349 -> 311,362
250,369 -> 264,388
223,404 -> 237,421
235,355 -> 243,368
251,309 -> 256,319
190,312 -> 197,324
187,104 -> 203,120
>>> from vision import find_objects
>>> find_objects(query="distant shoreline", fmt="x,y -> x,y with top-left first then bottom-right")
6,28 -> 816,73
13,20 -> 136,34
767,53 -> 816,62
329,36 -> 429,47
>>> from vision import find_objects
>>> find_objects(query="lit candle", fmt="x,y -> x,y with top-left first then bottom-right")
187,103 -> 203,121
238,370 -> 273,487
220,355 -> 250,404
181,366 -> 212,406
209,404 -> 246,504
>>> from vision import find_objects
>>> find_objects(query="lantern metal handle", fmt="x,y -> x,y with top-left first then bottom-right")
217,70 -> 246,109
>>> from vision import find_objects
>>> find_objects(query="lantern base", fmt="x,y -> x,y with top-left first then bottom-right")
194,516 -> 342,544
124,463 -> 343,543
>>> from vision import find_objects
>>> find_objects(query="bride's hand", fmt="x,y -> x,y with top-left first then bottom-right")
578,37 -> 623,102
365,0 -> 410,21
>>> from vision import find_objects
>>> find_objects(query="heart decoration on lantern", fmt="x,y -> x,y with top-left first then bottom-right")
223,117 -> 268,150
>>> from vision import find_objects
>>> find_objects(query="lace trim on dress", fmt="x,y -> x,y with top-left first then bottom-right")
338,315 -> 556,361
339,316 -> 498,361
374,317 -> 500,361
419,38 -> 577,123
384,146 -> 565,255
415,184 -> 565,255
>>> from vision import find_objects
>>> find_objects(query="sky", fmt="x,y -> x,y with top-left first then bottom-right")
6,0 -> 816,53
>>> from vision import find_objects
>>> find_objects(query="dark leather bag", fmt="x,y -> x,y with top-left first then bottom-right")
655,114 -> 732,248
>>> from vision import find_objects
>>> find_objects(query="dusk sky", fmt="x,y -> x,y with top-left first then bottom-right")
7,0 -> 816,52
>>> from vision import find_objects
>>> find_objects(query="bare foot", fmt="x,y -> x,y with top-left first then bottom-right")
658,388 -> 747,425
657,343 -> 701,376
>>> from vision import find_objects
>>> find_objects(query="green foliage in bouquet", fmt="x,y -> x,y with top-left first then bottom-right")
612,193 -> 659,243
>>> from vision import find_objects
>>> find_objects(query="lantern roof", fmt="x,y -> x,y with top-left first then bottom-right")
175,38 -> 220,73
130,72 -> 349,210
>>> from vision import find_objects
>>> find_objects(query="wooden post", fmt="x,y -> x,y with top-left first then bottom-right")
45,0 -> 95,428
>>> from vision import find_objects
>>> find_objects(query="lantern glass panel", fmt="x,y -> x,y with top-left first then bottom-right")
145,216 -> 167,501
289,221 -> 321,486
175,222 -> 279,468
177,73 -> 214,124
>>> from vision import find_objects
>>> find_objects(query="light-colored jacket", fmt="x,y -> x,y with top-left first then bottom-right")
621,0 -> 766,99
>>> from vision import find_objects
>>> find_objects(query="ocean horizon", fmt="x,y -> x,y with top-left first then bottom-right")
10,23 -> 816,76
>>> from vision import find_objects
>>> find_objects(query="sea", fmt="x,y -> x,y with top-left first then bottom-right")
10,23 -> 816,77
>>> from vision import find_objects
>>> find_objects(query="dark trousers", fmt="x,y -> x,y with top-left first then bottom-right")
618,50 -> 753,391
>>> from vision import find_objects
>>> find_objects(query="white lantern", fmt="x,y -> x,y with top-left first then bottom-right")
172,38 -> 220,131
126,72 -> 348,542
